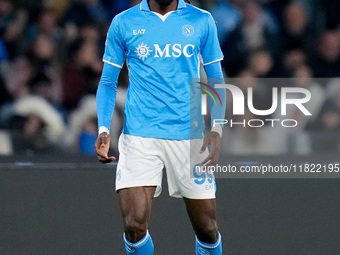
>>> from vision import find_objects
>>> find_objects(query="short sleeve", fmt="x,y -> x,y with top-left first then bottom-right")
103,16 -> 126,68
200,14 -> 224,66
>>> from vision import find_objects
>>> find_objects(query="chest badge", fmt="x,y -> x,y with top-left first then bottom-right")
182,25 -> 194,37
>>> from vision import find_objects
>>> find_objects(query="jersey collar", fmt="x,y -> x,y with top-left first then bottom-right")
140,0 -> 187,12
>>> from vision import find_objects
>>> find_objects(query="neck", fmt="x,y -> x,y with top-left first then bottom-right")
148,0 -> 178,15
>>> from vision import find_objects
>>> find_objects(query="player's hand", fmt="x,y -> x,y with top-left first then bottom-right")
200,131 -> 221,167
95,132 -> 116,163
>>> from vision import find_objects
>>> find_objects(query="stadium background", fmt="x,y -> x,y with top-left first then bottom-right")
0,0 -> 340,254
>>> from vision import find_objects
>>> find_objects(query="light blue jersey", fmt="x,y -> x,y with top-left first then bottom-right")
103,0 -> 223,139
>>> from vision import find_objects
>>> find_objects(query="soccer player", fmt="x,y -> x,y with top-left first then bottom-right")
95,0 -> 226,254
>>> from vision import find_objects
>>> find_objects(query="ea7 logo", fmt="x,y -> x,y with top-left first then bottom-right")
133,29 -> 146,35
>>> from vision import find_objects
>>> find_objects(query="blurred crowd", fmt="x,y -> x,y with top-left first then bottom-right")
0,0 -> 339,155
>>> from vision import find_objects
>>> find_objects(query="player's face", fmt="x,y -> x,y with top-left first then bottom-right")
154,0 -> 175,8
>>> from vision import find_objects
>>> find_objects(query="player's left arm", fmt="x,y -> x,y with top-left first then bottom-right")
200,61 -> 226,167
199,13 -> 226,167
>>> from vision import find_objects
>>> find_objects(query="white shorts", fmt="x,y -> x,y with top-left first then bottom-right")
115,134 -> 216,199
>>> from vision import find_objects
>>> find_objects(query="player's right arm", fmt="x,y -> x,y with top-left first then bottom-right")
95,63 -> 120,163
95,16 -> 126,163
